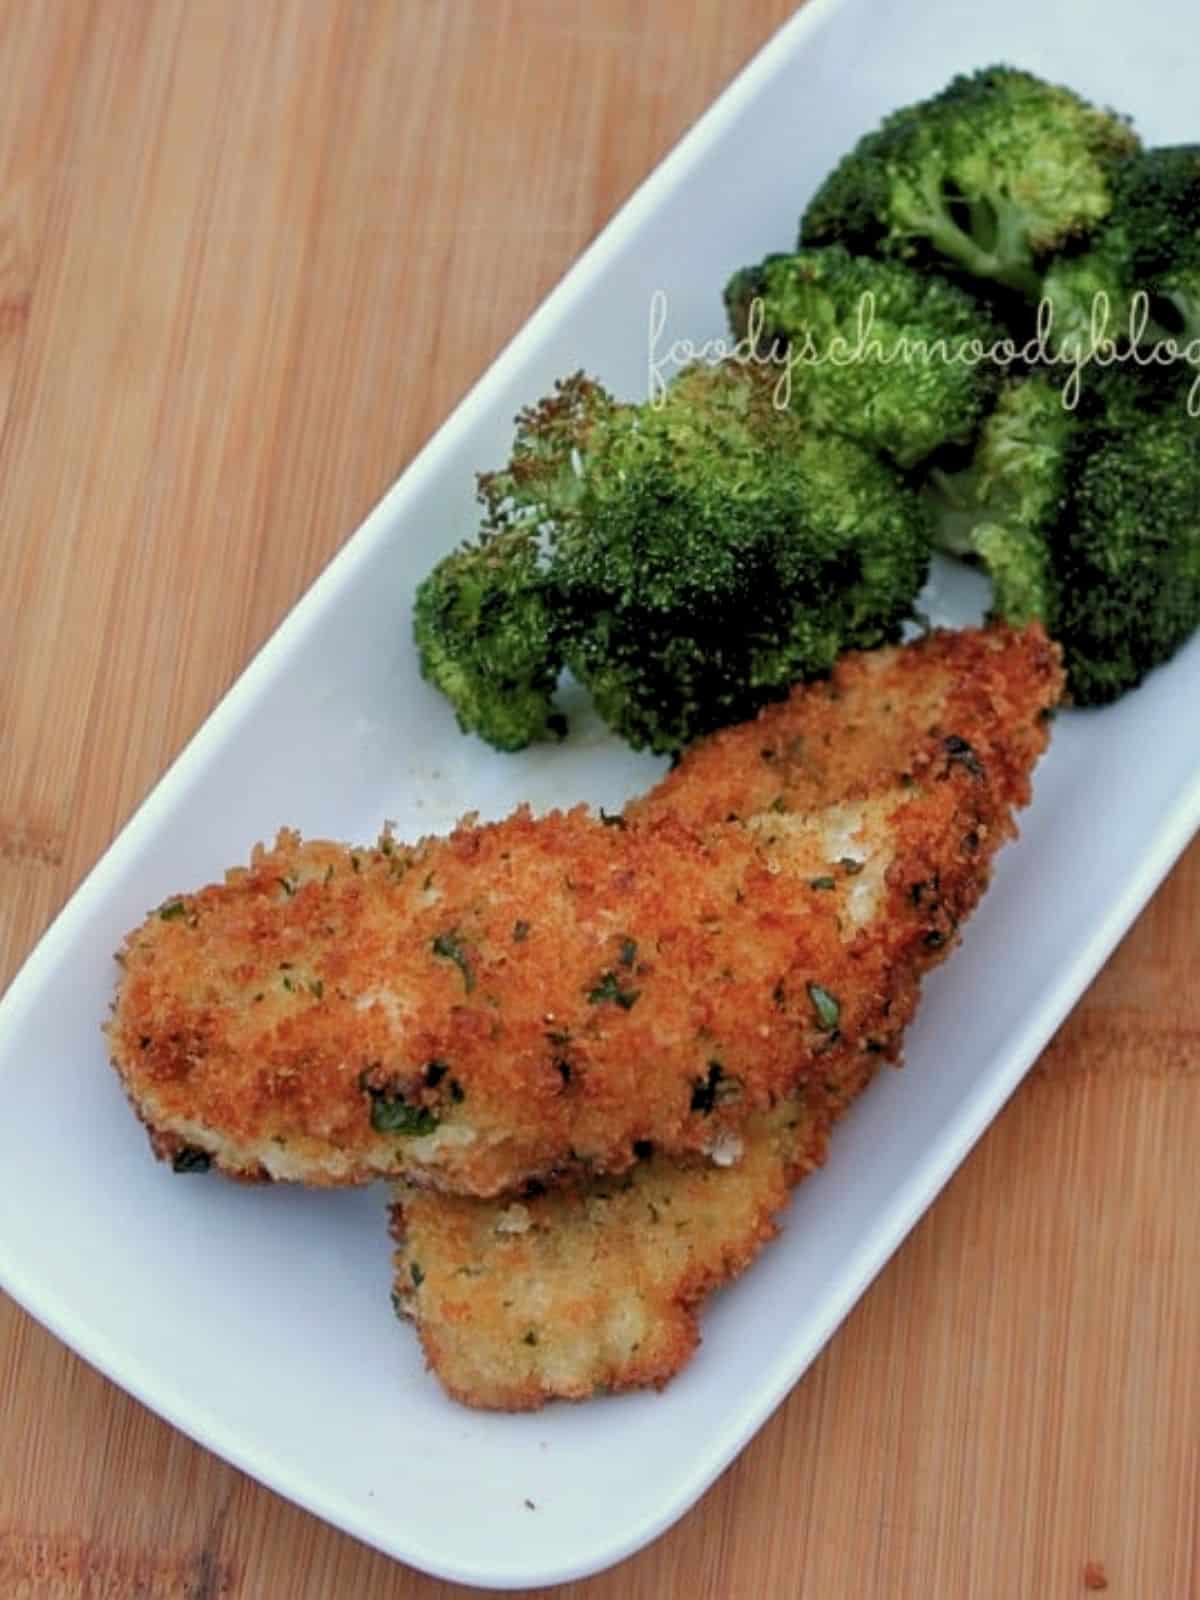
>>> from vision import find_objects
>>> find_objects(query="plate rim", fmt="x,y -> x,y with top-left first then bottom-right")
3,0 -> 1200,1585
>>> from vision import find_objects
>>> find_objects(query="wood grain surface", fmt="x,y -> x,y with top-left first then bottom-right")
1,3 -> 1197,1596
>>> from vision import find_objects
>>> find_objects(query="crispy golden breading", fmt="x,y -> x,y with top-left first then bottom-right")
107,626 -> 1062,1196
389,1065 -> 875,1410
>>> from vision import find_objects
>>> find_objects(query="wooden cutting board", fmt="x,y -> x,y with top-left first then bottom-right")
1,4 -> 1196,1596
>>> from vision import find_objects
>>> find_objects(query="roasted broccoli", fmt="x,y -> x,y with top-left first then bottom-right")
412,528 -> 565,751
1041,146 -> 1200,354
922,375 -> 1073,628
1054,392 -> 1200,703
414,363 -> 932,754
801,66 -> 1139,299
923,373 -> 1200,703
724,246 -> 1001,467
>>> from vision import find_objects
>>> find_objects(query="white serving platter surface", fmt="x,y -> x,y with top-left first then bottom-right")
2,0 -> 1199,1587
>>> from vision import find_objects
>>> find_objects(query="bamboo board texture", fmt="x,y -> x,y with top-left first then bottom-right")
1,3 -> 1197,1596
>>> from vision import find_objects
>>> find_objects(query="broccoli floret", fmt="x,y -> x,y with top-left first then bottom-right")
724,246 -> 1001,468
546,364 -> 931,752
476,373 -> 620,536
556,385 -> 930,750
1040,251 -> 1133,358
1042,146 -> 1200,354
969,522 -> 1058,631
412,528 -> 565,751
924,373 -> 1200,702
801,66 -> 1139,299
1055,399 -> 1200,703
923,374 -> 1073,627
417,364 -> 932,755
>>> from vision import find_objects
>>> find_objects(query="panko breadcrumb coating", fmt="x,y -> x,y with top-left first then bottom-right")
106,626 -> 1062,1197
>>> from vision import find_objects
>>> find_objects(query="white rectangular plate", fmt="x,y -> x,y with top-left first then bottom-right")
3,0 -> 1199,1587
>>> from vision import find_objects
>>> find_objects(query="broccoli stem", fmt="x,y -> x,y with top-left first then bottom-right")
917,176 -> 1044,300
923,466 -> 985,557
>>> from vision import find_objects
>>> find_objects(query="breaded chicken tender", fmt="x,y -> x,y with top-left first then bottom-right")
389,1064 -> 875,1410
108,806 -> 900,1191
107,626 -> 1062,1197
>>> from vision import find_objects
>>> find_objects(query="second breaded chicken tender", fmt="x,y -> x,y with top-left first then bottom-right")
107,626 -> 1062,1197
389,1064 -> 875,1410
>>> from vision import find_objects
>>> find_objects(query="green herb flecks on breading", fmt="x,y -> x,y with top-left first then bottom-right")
807,983 -> 842,1032
432,929 -> 475,993
172,1146 -> 211,1174
363,1078 -> 441,1138
690,1062 -> 726,1114
587,970 -> 640,1011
